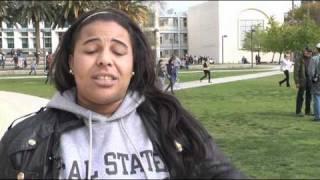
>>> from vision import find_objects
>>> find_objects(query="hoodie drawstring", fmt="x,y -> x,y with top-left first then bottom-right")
88,111 -> 93,179
119,118 -> 150,179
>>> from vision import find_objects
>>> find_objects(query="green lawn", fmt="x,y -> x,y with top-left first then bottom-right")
176,74 -> 319,179
1,73 -> 319,178
0,78 -> 56,98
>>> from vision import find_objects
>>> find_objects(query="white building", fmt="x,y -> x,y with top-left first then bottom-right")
0,21 -> 67,55
187,1 -> 298,64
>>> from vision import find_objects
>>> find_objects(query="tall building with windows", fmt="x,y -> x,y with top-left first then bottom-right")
187,1 -> 296,64
158,10 -> 188,58
0,21 -> 61,55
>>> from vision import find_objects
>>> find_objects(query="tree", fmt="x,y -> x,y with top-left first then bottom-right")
0,1 -> 9,23
107,0 -> 150,25
51,0 -> 150,29
286,2 -> 320,25
9,1 -> 56,64
52,1 -> 97,28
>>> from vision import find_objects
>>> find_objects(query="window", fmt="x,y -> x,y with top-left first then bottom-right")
183,18 -> 187,27
159,18 -> 168,26
22,38 -> 28,48
20,21 -> 28,28
44,38 -> 51,48
164,33 -> 169,40
184,50 -> 188,56
173,33 -> 178,43
7,38 -> 14,48
173,17 -> 178,26
44,32 -> 51,37
21,32 -> 28,37
183,34 -> 187,43
160,36 -> 163,44
6,22 -> 14,28
0,39 -> 2,48
6,32 -> 14,37
239,19 -> 264,48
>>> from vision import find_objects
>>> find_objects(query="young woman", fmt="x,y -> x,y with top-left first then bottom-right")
165,58 -> 176,94
0,8 -> 245,179
279,54 -> 293,87
200,59 -> 211,83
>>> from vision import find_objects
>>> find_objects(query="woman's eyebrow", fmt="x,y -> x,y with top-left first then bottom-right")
82,37 -> 101,45
111,38 -> 128,49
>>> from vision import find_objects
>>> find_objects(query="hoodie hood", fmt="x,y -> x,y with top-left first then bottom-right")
47,88 -> 145,122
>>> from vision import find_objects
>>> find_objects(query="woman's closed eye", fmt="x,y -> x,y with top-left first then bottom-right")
85,49 -> 98,54
111,46 -> 127,56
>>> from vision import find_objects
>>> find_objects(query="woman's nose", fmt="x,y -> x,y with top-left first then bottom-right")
96,49 -> 112,67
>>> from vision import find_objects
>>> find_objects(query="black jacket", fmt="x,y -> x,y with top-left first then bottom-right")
0,100 -> 246,179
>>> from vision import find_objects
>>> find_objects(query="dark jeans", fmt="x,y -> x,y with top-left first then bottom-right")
279,70 -> 290,87
296,82 -> 312,114
165,75 -> 175,94
200,70 -> 211,82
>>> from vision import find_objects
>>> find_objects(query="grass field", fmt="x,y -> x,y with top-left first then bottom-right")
176,74 -> 319,179
1,73 -> 319,178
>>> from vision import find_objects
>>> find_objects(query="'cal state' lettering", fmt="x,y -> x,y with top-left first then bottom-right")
104,152 -> 118,175
154,154 -> 167,172
84,160 -> 99,179
68,161 -> 81,179
130,154 -> 144,174
140,150 -> 153,171
117,153 -> 129,175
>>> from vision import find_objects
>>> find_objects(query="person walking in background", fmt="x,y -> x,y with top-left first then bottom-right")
29,60 -> 37,75
165,58 -> 176,94
45,52 -> 54,84
155,59 -> 166,90
0,8 -> 245,179
308,43 -> 320,121
172,55 -> 181,89
294,48 -> 313,117
279,54 -> 293,87
200,59 -> 211,83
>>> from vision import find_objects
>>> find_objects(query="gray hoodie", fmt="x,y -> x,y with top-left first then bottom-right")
47,88 -> 169,179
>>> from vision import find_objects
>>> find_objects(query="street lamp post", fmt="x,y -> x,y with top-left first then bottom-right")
250,29 -> 255,69
221,35 -> 227,64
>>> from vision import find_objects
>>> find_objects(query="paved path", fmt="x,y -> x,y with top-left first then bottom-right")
0,91 -> 49,138
174,70 -> 282,90
0,69 -> 282,138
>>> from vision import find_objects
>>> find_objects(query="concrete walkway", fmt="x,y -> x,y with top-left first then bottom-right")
0,91 -> 49,138
0,69 -> 282,138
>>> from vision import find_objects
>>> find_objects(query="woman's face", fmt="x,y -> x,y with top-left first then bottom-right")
69,20 -> 133,116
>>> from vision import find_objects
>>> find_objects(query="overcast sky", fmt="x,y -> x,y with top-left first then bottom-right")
164,1 -> 207,12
